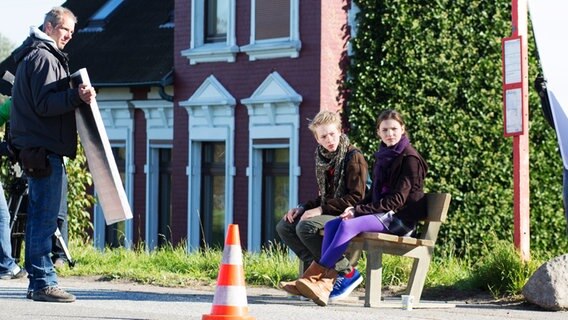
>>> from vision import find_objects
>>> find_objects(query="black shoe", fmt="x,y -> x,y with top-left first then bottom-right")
26,290 -> 33,299
32,286 -> 76,303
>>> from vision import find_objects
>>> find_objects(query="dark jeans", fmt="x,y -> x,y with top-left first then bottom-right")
25,155 -> 65,291
276,214 -> 351,275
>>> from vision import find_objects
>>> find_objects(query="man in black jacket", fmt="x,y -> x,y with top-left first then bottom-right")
11,6 -> 95,303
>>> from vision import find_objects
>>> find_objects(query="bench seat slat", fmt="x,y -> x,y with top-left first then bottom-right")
331,234 -> 432,247
354,233 -> 435,247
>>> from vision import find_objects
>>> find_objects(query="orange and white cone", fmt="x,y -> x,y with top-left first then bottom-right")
203,224 -> 255,320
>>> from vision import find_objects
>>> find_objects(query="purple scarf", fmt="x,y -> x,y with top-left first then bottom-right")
372,135 -> 410,203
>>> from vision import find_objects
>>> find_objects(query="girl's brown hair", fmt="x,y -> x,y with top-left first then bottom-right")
376,109 -> 405,129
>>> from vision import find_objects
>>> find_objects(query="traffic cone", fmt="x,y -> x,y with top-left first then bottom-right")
203,224 -> 255,320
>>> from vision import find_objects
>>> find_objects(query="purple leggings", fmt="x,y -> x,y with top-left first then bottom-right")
319,215 -> 387,268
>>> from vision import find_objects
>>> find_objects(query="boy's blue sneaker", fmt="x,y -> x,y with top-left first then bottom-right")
329,268 -> 363,302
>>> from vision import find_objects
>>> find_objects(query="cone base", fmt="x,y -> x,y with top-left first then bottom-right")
202,314 -> 255,320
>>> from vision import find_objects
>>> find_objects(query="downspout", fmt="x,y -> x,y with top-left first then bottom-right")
158,69 -> 174,102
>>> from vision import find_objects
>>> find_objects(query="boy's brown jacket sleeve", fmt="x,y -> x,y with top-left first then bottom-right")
302,150 -> 368,216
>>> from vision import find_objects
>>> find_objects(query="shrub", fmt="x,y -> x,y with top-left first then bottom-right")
471,238 -> 541,297
65,141 -> 95,241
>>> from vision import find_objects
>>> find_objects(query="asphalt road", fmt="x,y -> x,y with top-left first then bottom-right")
0,276 -> 566,320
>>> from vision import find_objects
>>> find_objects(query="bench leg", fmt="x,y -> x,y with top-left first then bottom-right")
364,249 -> 383,307
406,250 -> 433,302
347,242 -> 363,267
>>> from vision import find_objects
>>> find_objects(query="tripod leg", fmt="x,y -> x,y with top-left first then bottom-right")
54,227 -> 75,268
8,187 -> 26,265
8,190 -> 24,232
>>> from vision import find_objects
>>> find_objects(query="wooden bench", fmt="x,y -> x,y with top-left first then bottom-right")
350,192 -> 451,307
303,192 -> 451,307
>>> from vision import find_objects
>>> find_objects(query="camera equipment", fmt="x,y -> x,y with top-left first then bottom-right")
1,70 -> 17,161
7,175 -> 27,263
0,141 -> 11,157
8,174 -> 76,268
0,120 -> 18,164
2,71 -> 14,86
1,70 -> 14,97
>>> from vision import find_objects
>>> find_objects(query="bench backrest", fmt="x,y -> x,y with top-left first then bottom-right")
418,193 -> 451,243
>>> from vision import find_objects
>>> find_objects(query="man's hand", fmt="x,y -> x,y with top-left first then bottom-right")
78,84 -> 96,105
300,207 -> 323,221
283,207 -> 304,223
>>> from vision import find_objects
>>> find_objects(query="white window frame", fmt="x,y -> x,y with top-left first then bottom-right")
241,0 -> 301,61
181,0 -> 239,65
241,72 -> 302,251
179,75 -> 236,251
145,143 -> 173,251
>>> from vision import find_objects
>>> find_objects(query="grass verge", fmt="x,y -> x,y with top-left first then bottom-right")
56,239 -> 547,299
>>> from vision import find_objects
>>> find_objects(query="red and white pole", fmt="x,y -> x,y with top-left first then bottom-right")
511,0 -> 530,261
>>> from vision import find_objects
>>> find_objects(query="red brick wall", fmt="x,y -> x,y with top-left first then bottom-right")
172,0 -> 347,248
132,108 -> 147,244
170,105 -> 189,246
320,0 -> 350,113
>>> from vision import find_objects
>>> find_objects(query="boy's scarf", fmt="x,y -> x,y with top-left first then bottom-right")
315,134 -> 350,205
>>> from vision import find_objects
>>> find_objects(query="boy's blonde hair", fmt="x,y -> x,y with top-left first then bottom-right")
308,110 -> 342,137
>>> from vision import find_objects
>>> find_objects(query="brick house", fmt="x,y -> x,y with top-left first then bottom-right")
0,0 -> 354,252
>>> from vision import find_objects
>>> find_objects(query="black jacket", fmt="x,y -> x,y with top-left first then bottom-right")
11,28 -> 83,158
354,145 -> 428,222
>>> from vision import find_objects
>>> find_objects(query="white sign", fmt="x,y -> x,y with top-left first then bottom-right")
503,38 -> 522,85
505,88 -> 523,134
71,68 -> 133,224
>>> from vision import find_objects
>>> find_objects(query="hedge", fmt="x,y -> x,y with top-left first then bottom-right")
344,0 -> 568,259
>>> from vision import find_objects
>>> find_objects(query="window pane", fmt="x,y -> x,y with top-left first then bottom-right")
105,220 -> 125,248
213,143 -> 226,162
211,175 -> 226,246
158,148 -> 172,248
106,146 -> 126,248
274,148 -> 289,162
205,0 -> 229,43
201,142 -> 226,248
92,0 -> 124,20
255,0 -> 290,40
111,146 -> 126,185
84,0 -> 124,30
262,148 -> 289,248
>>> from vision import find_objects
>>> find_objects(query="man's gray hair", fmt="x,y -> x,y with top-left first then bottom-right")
43,6 -> 77,30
